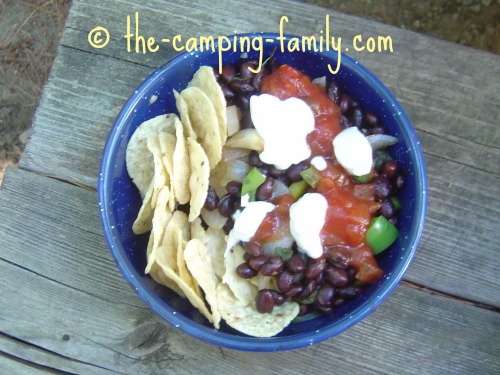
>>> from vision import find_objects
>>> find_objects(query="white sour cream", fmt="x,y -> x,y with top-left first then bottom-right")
224,201 -> 275,257
289,193 -> 328,259
333,127 -> 373,176
250,94 -> 314,170
311,156 -> 327,171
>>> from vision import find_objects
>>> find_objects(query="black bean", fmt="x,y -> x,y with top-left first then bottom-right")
285,254 -> 306,274
230,196 -> 241,212
240,61 -> 256,80
236,262 -> 258,279
382,160 -> 398,178
249,150 -> 263,167
340,115 -> 350,129
217,194 -> 233,217
243,241 -> 262,257
256,176 -> 274,201
298,279 -> 317,300
326,246 -> 350,269
373,176 -> 392,200
304,258 -> 326,280
249,254 -> 269,271
337,286 -> 362,299
222,217 -> 234,234
364,112 -> 378,127
256,289 -> 275,313
252,69 -> 266,90
219,82 -> 235,99
236,95 -> 251,112
204,186 -> 219,211
326,80 -> 341,104
220,65 -> 236,83
284,283 -> 303,298
349,107 -> 363,128
277,270 -> 294,293
325,266 -> 349,287
270,290 -> 285,306
339,94 -> 350,113
286,161 -> 309,183
317,283 -> 335,306
379,198 -> 396,219
240,111 -> 254,129
226,180 -> 242,197
260,256 -> 284,276
268,166 -> 283,178
230,80 -> 255,95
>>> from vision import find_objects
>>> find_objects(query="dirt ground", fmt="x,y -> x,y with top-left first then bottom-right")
0,0 -> 498,183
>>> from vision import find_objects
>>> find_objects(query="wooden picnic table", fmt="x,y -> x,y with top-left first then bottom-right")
1,0 -> 499,373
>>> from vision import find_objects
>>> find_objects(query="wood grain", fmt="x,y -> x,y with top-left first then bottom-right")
1,168 -> 499,374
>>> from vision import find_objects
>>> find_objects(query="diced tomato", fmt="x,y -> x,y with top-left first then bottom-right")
252,194 -> 294,243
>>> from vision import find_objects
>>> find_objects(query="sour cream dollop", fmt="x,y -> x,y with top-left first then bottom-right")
224,201 -> 275,257
333,126 -> 373,176
250,94 -> 314,170
289,193 -> 328,259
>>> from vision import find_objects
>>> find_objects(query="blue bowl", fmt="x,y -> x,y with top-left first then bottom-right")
98,33 -> 427,351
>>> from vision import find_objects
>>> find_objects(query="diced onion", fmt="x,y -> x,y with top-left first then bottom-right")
225,129 -> 264,152
226,105 -> 242,137
366,134 -> 399,150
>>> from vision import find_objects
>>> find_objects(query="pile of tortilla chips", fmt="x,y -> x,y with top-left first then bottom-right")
125,66 -> 299,337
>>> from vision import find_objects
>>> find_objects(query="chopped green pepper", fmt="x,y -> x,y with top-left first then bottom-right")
300,168 -> 321,188
241,167 -> 266,202
289,179 -> 309,200
366,216 -> 399,254
274,247 -> 293,261
391,196 -> 402,211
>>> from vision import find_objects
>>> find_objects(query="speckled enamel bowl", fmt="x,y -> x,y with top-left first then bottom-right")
98,33 -> 427,351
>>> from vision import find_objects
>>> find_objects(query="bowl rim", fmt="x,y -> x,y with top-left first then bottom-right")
98,32 -> 427,351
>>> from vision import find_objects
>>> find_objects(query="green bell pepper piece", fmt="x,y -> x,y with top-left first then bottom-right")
289,179 -> 309,200
366,216 -> 399,254
300,168 -> 321,188
241,167 -> 266,202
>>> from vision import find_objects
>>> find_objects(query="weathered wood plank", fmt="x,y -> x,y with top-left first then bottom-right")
1,168 -> 499,374
0,334 -> 115,375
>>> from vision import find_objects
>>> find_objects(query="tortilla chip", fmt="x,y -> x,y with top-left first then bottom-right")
174,90 -> 197,140
188,66 -> 227,144
216,283 -> 300,337
147,133 -> 169,209
187,137 -> 210,222
149,254 -> 186,298
205,227 -> 226,279
132,180 -> 154,234
222,244 -> 258,305
184,238 -> 222,329
180,87 -> 222,169
158,131 -> 177,211
145,186 -> 172,274
172,116 -> 191,204
126,114 -> 177,198
155,252 -> 214,324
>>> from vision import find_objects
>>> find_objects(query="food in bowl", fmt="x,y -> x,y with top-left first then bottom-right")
124,54 -> 407,337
